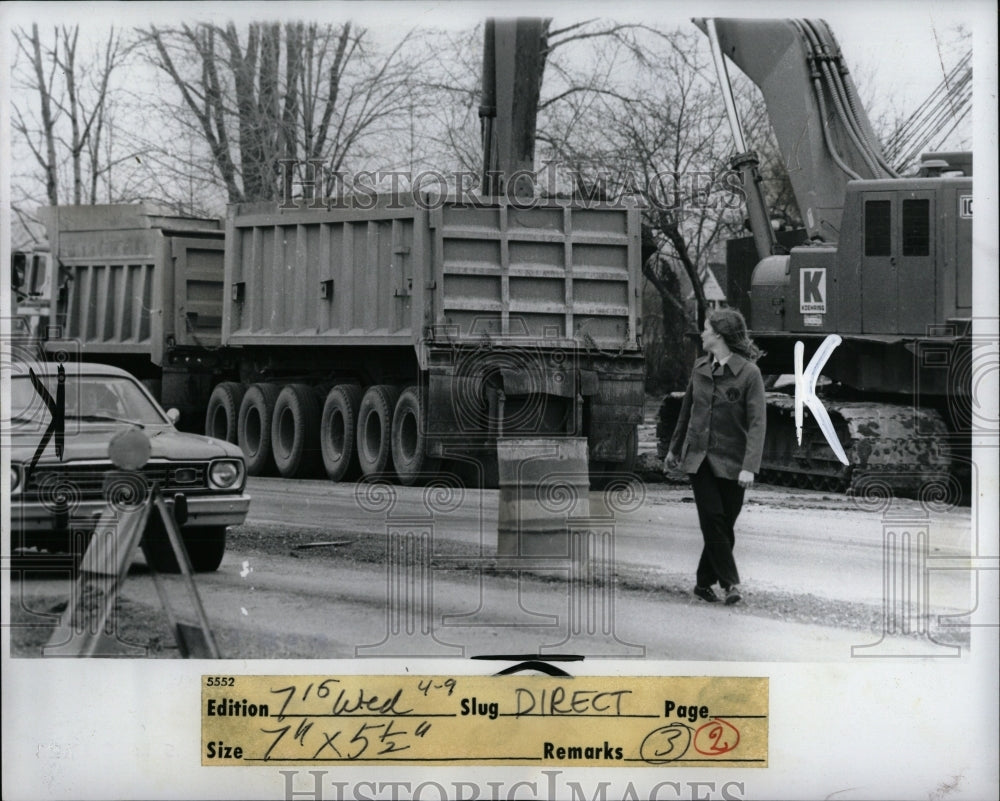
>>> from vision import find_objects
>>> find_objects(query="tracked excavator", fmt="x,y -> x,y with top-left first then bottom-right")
659,18 -> 972,497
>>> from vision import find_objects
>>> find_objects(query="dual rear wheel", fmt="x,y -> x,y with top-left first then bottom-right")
209,381 -> 436,485
352,384 -> 440,484
389,385 -> 440,484
320,384 -> 363,481
271,384 -> 321,477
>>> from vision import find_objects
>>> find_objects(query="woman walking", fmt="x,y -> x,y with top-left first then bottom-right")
666,308 -> 766,605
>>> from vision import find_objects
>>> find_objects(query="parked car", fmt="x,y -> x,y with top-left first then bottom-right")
8,362 -> 250,572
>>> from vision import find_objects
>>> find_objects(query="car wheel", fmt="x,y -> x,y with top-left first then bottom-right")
144,523 -> 227,573
238,383 -> 281,475
391,385 -> 440,485
205,382 -> 246,443
356,385 -> 400,478
271,383 -> 321,478
320,384 -> 363,482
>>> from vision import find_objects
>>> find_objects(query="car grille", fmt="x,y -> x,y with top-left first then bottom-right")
21,461 -> 211,512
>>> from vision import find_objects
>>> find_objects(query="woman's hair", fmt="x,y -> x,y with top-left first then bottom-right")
708,308 -> 763,362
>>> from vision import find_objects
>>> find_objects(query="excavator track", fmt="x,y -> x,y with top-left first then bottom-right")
657,393 -> 952,496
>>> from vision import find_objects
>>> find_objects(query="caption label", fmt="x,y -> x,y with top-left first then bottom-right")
202,675 -> 768,767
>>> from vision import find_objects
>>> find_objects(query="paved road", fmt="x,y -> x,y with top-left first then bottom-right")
243,476 -> 973,610
12,476 -> 974,661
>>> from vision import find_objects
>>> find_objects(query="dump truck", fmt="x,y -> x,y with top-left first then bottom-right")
24,197 -> 643,486
10,245 -> 52,344
30,204 -> 229,431
212,194 -> 644,485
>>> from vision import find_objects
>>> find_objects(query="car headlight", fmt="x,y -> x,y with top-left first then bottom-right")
208,459 -> 244,490
10,465 -> 22,495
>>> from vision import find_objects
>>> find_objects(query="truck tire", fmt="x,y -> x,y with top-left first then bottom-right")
320,384 -> 363,482
144,522 -> 227,573
357,384 -> 400,478
391,386 -> 441,486
205,382 -> 246,443
238,383 -> 281,476
271,383 -> 321,478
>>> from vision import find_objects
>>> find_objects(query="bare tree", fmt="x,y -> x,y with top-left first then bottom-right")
528,25 -> 806,389
10,23 -> 132,244
416,26 -> 484,175
531,29 -> 724,379
142,21 -> 425,204
13,24 -> 64,206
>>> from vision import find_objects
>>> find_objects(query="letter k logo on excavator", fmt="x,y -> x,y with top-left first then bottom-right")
795,335 -> 849,465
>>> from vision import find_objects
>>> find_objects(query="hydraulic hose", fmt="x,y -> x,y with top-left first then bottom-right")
791,19 -> 862,181
804,20 -> 897,178
797,19 -> 885,179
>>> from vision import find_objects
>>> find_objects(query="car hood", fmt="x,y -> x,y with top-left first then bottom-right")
11,425 -> 242,464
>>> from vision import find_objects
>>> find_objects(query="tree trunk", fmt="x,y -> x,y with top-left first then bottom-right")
657,211 -> 709,328
28,25 -> 60,205
60,27 -> 85,204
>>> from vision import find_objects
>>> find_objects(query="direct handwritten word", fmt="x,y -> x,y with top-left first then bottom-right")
515,687 -> 632,717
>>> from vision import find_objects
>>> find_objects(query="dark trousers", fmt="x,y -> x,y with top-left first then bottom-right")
690,460 -> 744,589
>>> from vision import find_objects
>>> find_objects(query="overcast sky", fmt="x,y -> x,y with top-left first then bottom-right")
1,0 -> 994,210
2,0 -> 992,135
1,0 -> 991,128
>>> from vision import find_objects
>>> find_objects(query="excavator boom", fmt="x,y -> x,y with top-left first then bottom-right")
695,18 -> 894,241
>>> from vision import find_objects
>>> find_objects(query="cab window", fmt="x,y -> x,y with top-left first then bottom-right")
902,198 -> 930,256
864,200 -> 892,257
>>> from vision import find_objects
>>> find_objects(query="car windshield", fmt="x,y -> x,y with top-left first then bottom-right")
9,373 -> 168,431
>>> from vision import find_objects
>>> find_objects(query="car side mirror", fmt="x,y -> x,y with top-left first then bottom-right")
166,408 -> 181,425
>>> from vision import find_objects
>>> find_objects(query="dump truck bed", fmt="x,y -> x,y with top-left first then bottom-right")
223,196 -> 642,356
41,204 -> 225,365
